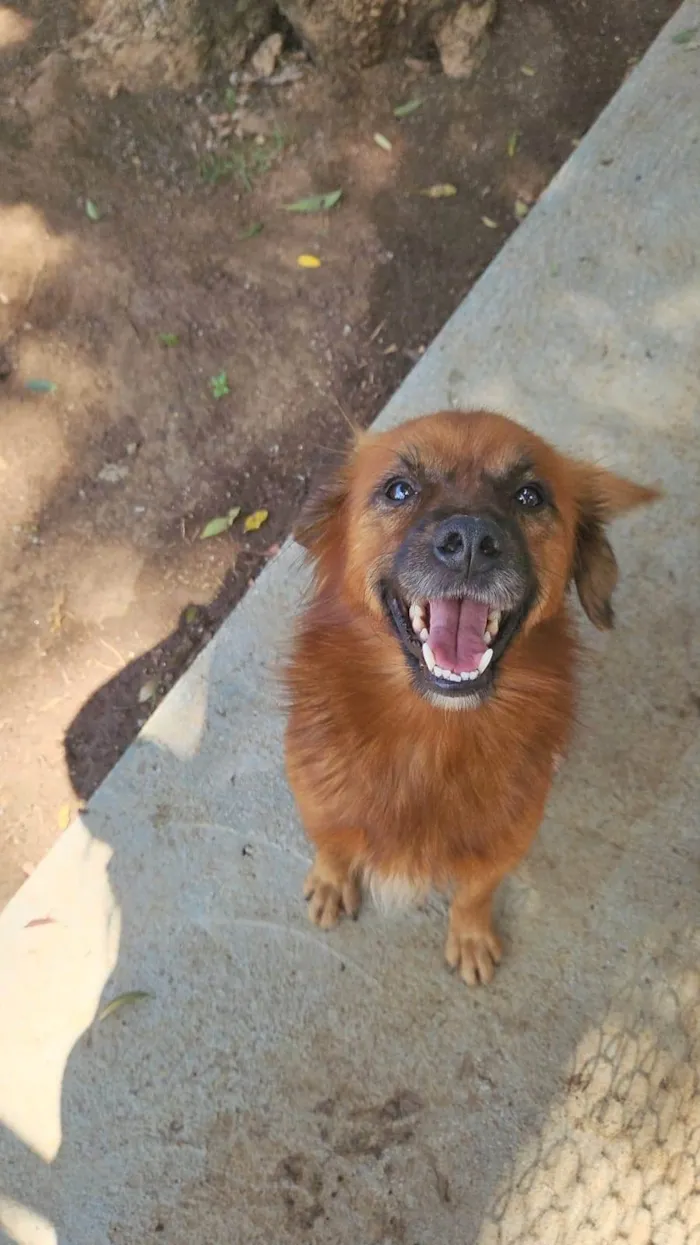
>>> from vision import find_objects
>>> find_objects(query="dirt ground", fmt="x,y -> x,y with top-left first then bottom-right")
0,0 -> 678,907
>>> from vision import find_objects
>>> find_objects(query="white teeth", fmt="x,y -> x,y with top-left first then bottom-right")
447,671 -> 461,682
422,642 -> 436,672
483,630 -> 492,645
419,627 -> 429,643
486,610 -> 501,638
410,602 -> 427,636
478,647 -> 494,675
433,665 -> 446,679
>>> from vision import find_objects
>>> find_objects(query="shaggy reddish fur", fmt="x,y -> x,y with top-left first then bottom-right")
285,411 -> 657,985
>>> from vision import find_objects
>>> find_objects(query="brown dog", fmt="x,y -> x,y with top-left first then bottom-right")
284,411 -> 657,985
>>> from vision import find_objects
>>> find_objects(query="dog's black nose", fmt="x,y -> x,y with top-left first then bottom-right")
433,515 -> 502,575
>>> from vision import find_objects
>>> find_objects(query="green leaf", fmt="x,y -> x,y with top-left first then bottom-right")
238,222 -> 263,239
672,26 -> 699,43
25,378 -> 57,393
283,189 -> 342,213
393,98 -> 422,118
200,506 -> 241,540
158,332 -> 179,347
209,370 -> 230,399
373,132 -> 392,151
85,199 -> 101,222
506,130 -> 519,158
514,198 -> 529,219
98,991 -> 151,1022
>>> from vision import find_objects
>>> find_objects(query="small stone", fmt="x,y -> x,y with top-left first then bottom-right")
249,32 -> 283,80
434,0 -> 496,80
97,463 -> 129,483
138,679 -> 157,704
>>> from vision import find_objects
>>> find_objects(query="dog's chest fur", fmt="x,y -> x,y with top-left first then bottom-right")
286,609 -> 576,886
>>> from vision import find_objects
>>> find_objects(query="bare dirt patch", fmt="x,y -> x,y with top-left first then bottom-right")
0,0 -> 678,905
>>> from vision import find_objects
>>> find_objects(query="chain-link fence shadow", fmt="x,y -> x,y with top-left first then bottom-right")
478,924 -> 700,1245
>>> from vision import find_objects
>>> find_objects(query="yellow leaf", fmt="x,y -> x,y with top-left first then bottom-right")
481,216 -> 498,229
419,183 -> 457,199
297,254 -> 321,268
520,64 -> 536,76
514,198 -> 529,219
373,132 -> 392,151
58,803 -> 71,830
244,509 -> 269,532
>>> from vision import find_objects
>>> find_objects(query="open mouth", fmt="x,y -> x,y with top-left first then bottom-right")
384,589 -> 519,700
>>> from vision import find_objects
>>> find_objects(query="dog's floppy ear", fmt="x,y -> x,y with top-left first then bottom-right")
571,463 -> 660,630
294,461 -> 353,576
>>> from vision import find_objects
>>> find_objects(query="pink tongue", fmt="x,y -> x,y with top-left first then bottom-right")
428,598 -> 489,673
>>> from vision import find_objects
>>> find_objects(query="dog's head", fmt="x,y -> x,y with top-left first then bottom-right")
296,410 -> 658,710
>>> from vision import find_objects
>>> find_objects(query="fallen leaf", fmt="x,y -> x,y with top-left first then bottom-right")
298,254 -> 321,268
57,803 -> 71,831
520,64 -> 536,76
373,132 -> 392,151
419,183 -> 457,199
158,332 -> 179,347
506,130 -> 519,157
672,26 -> 699,43
49,591 -> 66,634
393,98 -> 422,117
25,917 -> 57,929
85,199 -> 101,222
209,370 -> 230,399
238,222 -> 263,239
481,215 -> 498,228
98,990 -> 151,1023
184,604 -> 199,624
200,506 -> 241,540
244,508 -> 269,532
514,198 -> 529,219
25,378 -> 56,393
284,189 -> 342,213
383,343 -> 398,355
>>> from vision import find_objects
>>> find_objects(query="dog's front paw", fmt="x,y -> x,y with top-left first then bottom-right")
445,918 -> 503,986
304,859 -> 361,931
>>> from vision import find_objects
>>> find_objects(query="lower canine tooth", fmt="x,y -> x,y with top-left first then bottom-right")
422,642 -> 436,672
411,615 -> 423,635
478,647 -> 494,674
419,627 -> 429,643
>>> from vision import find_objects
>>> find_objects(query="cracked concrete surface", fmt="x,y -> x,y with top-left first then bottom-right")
1,4 -> 700,1242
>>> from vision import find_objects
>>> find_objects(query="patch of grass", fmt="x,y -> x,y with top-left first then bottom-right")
200,129 -> 286,191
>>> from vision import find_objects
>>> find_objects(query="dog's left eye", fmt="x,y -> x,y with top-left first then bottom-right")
385,479 -> 416,503
515,483 -> 545,509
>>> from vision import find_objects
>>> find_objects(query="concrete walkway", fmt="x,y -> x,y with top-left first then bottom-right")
2,6 -> 700,1243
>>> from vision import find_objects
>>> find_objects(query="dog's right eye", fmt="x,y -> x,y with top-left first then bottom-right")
385,479 -> 416,503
